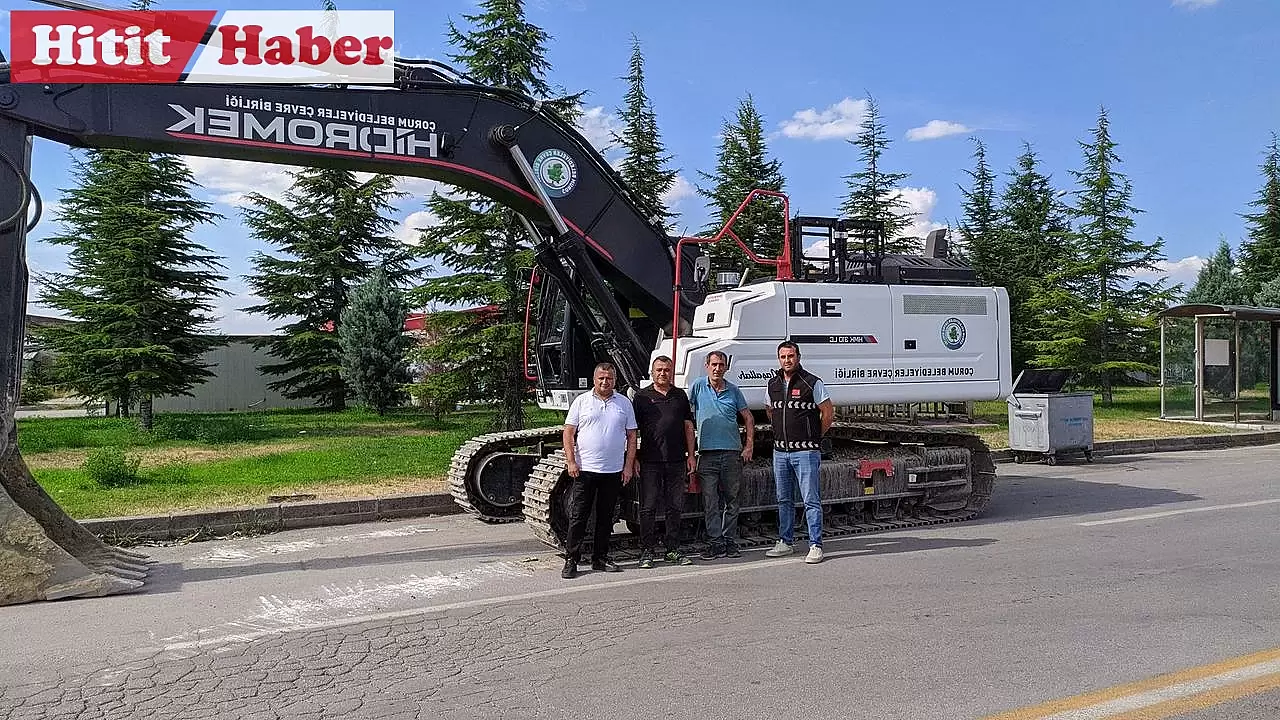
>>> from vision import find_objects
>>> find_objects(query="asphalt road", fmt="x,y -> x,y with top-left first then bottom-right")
2,446 -> 1278,720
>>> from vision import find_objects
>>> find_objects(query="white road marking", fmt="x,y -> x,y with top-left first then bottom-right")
1077,498 -> 1280,526
160,562 -> 531,647
160,551 -> 846,651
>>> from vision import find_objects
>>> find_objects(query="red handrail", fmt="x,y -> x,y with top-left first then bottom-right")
669,189 -> 792,364
522,268 -> 540,382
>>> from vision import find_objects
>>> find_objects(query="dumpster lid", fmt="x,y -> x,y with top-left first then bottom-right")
1011,368 -> 1072,394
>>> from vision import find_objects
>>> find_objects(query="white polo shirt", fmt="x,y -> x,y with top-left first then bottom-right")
566,390 -> 638,474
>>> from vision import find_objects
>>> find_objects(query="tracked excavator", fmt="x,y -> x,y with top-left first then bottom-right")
0,13 -> 1010,603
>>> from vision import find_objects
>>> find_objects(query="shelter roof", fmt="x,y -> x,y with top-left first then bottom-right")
1158,304 -> 1280,322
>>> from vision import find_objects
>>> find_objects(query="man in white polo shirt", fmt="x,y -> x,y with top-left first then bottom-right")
561,362 -> 638,579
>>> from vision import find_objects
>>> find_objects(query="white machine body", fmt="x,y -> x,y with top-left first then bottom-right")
656,280 -> 1013,408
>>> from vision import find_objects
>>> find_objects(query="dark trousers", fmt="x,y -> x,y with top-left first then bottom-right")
638,461 -> 687,553
566,470 -> 623,562
698,450 -> 742,544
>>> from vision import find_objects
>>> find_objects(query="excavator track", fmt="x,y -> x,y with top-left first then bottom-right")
447,426 -> 564,523
522,420 -> 996,555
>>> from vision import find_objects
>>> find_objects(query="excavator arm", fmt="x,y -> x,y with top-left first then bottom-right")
0,60 -> 705,603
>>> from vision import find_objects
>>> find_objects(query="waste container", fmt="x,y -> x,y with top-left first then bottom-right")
1006,369 -> 1094,465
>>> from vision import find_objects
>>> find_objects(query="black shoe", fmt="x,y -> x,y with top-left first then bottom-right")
561,558 -> 578,579
638,550 -> 655,569
700,542 -> 722,561
724,542 -> 742,558
591,558 -> 621,573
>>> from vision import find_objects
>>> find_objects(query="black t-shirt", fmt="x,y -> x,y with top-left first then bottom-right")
633,385 -> 694,463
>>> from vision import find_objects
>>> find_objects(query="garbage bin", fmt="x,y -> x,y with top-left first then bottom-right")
1006,369 -> 1094,465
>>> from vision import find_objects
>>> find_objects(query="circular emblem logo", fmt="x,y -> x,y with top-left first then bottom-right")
941,317 -> 966,350
532,148 -> 578,198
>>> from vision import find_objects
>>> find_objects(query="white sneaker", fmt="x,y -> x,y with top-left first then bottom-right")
764,540 -> 794,557
805,545 -> 824,564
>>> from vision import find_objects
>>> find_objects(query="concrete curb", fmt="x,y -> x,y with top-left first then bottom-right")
81,430 -> 1280,543
82,492 -> 464,543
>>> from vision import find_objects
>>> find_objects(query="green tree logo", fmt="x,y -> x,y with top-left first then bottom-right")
941,318 -> 967,350
532,149 -> 578,197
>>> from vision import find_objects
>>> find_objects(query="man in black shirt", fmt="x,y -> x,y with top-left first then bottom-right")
631,355 -> 697,568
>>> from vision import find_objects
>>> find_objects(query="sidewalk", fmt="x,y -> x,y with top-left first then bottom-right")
80,428 -> 1280,544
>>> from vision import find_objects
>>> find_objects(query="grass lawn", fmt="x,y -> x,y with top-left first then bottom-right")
14,386 -> 1245,520
19,406 -> 566,519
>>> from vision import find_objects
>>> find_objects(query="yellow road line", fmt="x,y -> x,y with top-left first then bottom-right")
1106,672 -> 1280,720
983,647 -> 1280,720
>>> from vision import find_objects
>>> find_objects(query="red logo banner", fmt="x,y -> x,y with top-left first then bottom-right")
9,10 -> 217,83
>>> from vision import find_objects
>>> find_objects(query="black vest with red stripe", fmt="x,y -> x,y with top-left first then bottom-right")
767,365 -> 823,452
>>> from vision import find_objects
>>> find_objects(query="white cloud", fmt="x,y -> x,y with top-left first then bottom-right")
396,176 -> 450,201
779,97 -> 869,141
575,106 -> 622,156
894,186 -> 948,240
663,174 -> 696,210
394,210 -> 440,247
186,157 -> 295,207
211,283 -> 283,335
1132,255 -> 1206,287
803,186 -> 945,259
1172,0 -> 1222,9
906,120 -> 973,142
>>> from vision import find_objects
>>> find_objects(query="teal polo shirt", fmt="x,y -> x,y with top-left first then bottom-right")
688,376 -> 749,451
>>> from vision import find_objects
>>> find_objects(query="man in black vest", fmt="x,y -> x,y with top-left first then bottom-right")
763,340 -> 834,564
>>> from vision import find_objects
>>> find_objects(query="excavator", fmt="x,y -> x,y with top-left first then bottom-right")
0,7 -> 1010,605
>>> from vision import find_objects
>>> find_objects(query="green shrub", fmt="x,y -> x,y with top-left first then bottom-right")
18,383 -> 55,405
84,447 -> 142,488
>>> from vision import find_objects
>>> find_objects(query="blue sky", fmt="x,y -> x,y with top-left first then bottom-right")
5,0 -> 1279,333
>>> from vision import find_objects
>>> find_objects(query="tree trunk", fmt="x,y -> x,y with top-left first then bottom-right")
0,117 -> 150,605
139,395 -> 153,430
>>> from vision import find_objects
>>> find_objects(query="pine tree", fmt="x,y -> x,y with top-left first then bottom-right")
996,143 -> 1073,372
338,269 -> 412,415
695,95 -> 787,277
37,149 -> 226,429
414,0 -> 580,431
1185,239 -> 1250,305
613,35 -> 678,229
1029,108 -> 1177,403
1256,276 -> 1280,308
1237,134 -> 1280,301
957,138 -> 999,271
242,168 -> 413,410
840,96 -> 916,254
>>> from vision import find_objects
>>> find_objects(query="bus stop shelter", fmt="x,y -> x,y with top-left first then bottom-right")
1157,304 -> 1280,422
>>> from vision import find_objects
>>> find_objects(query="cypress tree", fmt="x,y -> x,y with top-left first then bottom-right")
38,149 -> 226,429
695,95 -> 787,277
242,168 -> 414,410
338,269 -> 412,415
840,96 -> 916,254
613,35 -> 678,229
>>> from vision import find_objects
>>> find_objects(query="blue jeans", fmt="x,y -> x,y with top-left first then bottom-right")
698,450 -> 741,545
773,450 -> 822,546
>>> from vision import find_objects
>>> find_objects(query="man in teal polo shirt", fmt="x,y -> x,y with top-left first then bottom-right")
688,350 -> 754,559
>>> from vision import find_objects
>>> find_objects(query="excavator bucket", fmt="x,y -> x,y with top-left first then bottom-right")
1,117 -> 150,606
